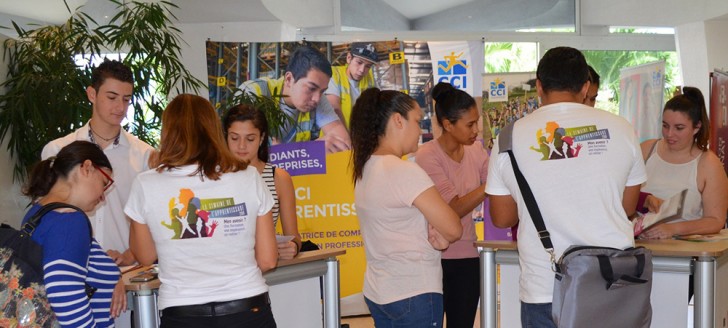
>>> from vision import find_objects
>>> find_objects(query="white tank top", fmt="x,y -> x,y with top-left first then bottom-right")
642,140 -> 703,222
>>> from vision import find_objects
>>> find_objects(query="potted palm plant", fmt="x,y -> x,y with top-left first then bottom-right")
0,0 -> 205,180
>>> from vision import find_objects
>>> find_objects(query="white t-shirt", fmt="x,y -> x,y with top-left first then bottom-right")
124,165 -> 274,310
41,122 -> 153,253
485,102 -> 646,303
355,155 -> 442,304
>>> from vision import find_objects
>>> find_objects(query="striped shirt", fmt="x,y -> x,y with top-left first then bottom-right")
26,205 -> 119,327
261,164 -> 280,227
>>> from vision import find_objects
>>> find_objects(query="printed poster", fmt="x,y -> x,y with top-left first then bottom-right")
710,70 -> 728,174
270,141 -> 366,315
619,61 -> 666,141
428,41 -> 484,97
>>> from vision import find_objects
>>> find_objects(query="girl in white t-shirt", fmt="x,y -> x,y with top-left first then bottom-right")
126,94 -> 278,328
349,88 -> 462,327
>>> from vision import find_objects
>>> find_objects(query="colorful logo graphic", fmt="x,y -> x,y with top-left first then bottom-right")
437,51 -> 468,75
437,52 -> 469,89
651,68 -> 663,87
163,188 -> 248,239
489,78 -> 507,101
530,121 -> 611,160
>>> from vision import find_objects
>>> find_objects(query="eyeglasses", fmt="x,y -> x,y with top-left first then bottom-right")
93,165 -> 114,191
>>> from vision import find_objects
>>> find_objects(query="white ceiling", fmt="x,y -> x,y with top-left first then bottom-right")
0,0 -> 727,34
380,0 -> 475,20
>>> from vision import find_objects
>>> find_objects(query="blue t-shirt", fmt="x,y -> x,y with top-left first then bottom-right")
24,204 -> 119,327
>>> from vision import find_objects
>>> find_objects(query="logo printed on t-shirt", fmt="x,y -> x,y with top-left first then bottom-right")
163,188 -> 249,239
530,121 -> 611,160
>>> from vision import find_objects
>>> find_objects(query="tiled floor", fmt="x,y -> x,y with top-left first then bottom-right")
341,310 -> 481,328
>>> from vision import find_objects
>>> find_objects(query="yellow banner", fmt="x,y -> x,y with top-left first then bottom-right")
290,150 -> 364,301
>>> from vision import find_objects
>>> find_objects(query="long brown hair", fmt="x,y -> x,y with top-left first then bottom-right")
157,94 -> 247,179
664,86 -> 710,151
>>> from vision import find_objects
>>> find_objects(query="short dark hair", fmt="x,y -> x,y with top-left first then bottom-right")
91,59 -> 134,91
537,47 -> 589,94
587,65 -> 600,87
223,104 -> 271,162
23,141 -> 112,202
286,46 -> 332,81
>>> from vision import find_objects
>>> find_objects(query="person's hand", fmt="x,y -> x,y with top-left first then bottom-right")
644,194 -> 664,213
639,223 -> 676,240
428,224 -> 450,250
277,240 -> 298,260
110,279 -> 127,318
323,133 -> 351,154
107,249 -> 137,266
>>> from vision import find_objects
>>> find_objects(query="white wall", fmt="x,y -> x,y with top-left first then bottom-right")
675,18 -> 728,106
675,21 -> 710,96
0,33 -> 29,227
705,19 -> 728,73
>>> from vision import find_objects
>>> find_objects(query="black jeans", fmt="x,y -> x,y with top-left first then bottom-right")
441,257 -> 480,328
161,295 -> 276,328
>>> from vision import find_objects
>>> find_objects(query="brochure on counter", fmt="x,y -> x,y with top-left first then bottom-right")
675,229 -> 728,242
633,189 -> 688,237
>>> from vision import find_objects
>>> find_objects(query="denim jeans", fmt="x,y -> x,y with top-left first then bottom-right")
521,302 -> 556,328
365,293 -> 443,327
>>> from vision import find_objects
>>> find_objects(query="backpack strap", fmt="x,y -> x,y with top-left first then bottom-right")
22,203 -> 93,241
498,122 -> 556,262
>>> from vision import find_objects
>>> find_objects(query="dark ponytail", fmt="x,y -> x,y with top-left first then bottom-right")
431,82 -> 476,127
350,88 -> 417,184
24,141 -> 112,201
663,86 -> 710,151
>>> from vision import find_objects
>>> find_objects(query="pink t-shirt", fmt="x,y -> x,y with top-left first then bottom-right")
416,140 -> 489,259
355,155 -> 442,304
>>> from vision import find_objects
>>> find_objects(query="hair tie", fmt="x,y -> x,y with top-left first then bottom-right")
48,156 -> 56,169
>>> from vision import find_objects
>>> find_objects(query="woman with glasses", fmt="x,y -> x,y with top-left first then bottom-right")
22,140 -> 122,327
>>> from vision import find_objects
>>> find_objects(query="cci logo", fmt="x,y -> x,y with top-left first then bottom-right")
490,78 -> 507,98
437,52 -> 468,89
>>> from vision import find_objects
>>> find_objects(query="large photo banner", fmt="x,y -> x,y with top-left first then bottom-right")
710,70 -> 728,174
482,73 -> 538,144
206,40 -> 487,316
619,61 -> 666,141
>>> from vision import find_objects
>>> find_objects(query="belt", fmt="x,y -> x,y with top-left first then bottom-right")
163,292 -> 270,317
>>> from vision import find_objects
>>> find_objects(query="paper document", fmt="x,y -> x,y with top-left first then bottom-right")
633,189 -> 687,236
276,235 -> 295,243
